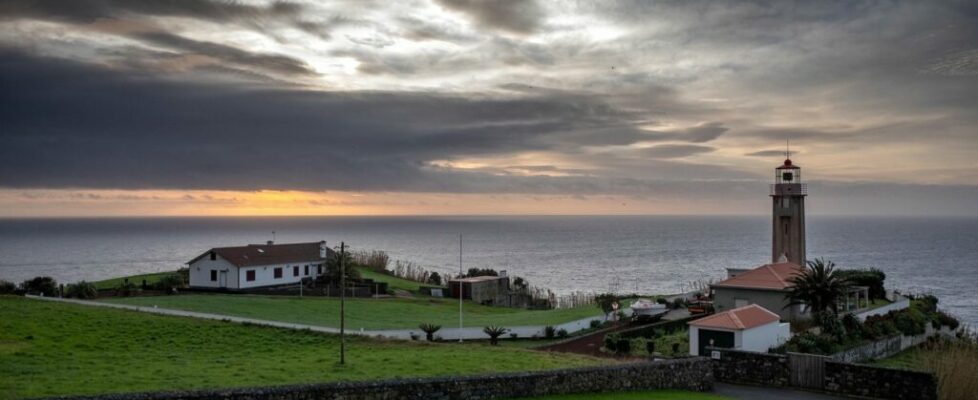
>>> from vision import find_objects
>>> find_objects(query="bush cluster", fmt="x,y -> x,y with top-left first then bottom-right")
837,268 -> 887,299
0,280 -> 16,295
20,276 -> 58,296
784,298 -> 960,355
153,274 -> 185,293
65,281 -> 98,299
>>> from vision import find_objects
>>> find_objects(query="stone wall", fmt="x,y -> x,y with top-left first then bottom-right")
824,361 -> 937,400
707,347 -> 790,387
39,360 -> 713,400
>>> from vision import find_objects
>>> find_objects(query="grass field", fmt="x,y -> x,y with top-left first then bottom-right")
868,346 -> 927,370
104,294 -> 603,330
355,267 -> 431,293
0,296 -> 609,399
92,271 -> 181,290
515,390 -> 730,399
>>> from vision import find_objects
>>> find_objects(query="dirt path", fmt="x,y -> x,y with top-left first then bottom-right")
536,322 -> 638,358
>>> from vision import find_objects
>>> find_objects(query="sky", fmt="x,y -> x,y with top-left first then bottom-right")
1,0 -> 977,217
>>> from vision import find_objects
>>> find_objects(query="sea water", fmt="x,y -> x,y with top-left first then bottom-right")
1,215 -> 975,325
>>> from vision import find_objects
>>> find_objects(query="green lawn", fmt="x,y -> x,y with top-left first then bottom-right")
515,390 -> 730,399
104,294 -> 603,330
867,346 -> 928,370
92,271 -> 181,290
0,296 -> 609,399
355,267 -> 433,293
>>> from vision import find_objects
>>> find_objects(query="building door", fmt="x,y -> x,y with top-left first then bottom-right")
698,329 -> 735,356
219,271 -> 227,288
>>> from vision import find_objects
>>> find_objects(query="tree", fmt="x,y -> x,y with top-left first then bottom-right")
483,326 -> 508,345
463,268 -> 497,278
785,258 -> 850,317
595,293 -> 620,320
427,272 -> 442,286
66,281 -> 98,299
512,277 -> 528,292
419,323 -> 441,341
317,248 -> 360,284
20,276 -> 58,296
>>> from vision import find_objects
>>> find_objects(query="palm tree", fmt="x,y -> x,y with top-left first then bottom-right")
483,326 -> 508,345
785,258 -> 850,317
419,323 -> 441,341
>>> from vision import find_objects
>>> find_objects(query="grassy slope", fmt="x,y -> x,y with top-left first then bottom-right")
92,271 -> 180,290
105,294 -> 603,330
868,346 -> 927,370
0,296 -> 608,399
515,390 -> 730,400
355,267 -> 431,293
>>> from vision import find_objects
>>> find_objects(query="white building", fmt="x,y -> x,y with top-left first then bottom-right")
187,241 -> 333,290
688,304 -> 791,356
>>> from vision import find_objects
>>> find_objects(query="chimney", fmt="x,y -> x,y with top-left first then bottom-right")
267,240 -> 274,246
319,240 -> 327,258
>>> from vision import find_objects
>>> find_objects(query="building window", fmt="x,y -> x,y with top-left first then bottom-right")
209,251 -> 216,261
318,264 -> 323,274
210,270 -> 217,281
274,268 -> 283,279
293,266 -> 299,277
304,265 -> 309,276
246,270 -> 256,281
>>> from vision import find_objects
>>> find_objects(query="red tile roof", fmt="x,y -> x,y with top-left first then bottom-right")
689,304 -> 781,330
712,262 -> 804,291
188,242 -> 332,267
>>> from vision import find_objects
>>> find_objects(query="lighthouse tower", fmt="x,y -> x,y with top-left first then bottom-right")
771,157 -> 807,265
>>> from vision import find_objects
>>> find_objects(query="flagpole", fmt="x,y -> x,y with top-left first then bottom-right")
458,233 -> 463,343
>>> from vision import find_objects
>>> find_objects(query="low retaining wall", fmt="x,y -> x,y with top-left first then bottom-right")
830,324 -> 953,363
708,348 -> 937,400
38,359 -> 713,400
855,297 -> 910,321
824,361 -> 936,400
708,348 -> 790,388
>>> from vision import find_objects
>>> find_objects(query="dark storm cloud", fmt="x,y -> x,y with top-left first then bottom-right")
132,31 -> 316,76
745,150 -> 791,157
0,0 -> 330,37
435,0 -> 544,35
642,144 -> 714,159
0,50 -> 714,192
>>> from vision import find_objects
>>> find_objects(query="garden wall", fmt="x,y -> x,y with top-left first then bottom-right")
708,348 -> 790,388
708,348 -> 938,400
829,324 -> 953,363
824,361 -> 937,400
39,359 -> 714,400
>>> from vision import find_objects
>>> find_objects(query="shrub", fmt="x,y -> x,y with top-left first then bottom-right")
589,319 -> 602,329
604,333 -> 619,352
483,326 -> 508,345
0,280 -> 16,294
837,268 -> 886,299
418,323 -> 441,341
556,328 -> 568,338
816,311 -> 847,340
66,281 -> 97,299
842,313 -> 864,338
20,276 -> 58,296
671,298 -> 687,310
616,338 -> 632,354
544,325 -> 556,339
655,297 -> 669,305
893,307 -> 928,336
427,272 -> 442,286
509,332 -> 518,339
785,332 -> 838,354
595,293 -> 620,316
154,274 -> 184,293
934,311 -> 960,330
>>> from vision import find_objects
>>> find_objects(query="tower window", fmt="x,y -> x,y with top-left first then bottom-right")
782,172 -> 793,182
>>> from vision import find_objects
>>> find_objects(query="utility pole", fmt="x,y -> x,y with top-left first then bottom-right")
458,233 -> 463,343
340,241 -> 346,365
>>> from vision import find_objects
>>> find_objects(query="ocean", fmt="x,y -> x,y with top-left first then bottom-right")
1,216 -> 975,325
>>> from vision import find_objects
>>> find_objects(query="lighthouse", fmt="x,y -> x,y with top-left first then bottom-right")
771,157 -> 807,265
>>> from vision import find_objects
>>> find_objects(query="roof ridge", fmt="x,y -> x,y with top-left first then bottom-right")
767,264 -> 788,287
727,309 -> 745,329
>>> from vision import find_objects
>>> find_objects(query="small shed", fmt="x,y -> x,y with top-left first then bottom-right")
688,304 -> 790,356
449,275 -> 509,305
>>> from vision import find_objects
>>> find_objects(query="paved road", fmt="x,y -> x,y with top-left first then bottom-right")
715,383 -> 847,400
25,295 -> 610,341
